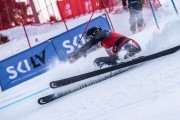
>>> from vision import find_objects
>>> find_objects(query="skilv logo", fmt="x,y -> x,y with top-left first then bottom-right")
62,34 -> 86,54
6,50 -> 46,79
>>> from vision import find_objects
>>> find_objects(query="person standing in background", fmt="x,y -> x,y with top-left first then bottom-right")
122,0 -> 145,34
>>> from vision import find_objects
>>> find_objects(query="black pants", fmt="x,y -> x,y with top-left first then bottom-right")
93,40 -> 141,68
129,7 -> 143,32
93,56 -> 119,68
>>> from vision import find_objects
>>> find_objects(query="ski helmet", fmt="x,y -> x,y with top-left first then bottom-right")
86,26 -> 102,39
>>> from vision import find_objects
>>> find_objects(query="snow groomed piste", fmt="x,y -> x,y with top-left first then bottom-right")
38,45 -> 180,105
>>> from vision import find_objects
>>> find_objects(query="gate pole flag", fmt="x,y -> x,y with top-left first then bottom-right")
148,0 -> 160,30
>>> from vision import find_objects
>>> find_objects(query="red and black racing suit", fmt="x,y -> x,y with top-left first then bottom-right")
70,30 -> 141,67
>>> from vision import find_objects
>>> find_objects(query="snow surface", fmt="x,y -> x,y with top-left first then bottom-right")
1,0 -> 180,120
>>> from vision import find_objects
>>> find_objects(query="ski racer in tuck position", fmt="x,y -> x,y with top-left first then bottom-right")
69,26 -> 141,69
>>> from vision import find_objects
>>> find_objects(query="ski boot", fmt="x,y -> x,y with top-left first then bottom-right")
119,40 -> 141,59
93,56 -> 119,69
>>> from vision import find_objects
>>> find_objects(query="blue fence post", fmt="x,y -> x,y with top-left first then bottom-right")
171,0 -> 178,15
148,0 -> 160,30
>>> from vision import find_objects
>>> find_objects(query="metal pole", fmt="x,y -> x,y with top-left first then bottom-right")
19,2 -> 31,48
21,16 -> 31,48
80,11 -> 95,41
101,0 -> 115,31
74,11 -> 95,53
148,0 -> 160,29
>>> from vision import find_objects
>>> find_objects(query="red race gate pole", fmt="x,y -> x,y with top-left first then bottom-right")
101,0 -> 115,31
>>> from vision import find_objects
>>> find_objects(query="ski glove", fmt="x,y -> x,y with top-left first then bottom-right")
68,52 -> 87,63
68,55 -> 76,63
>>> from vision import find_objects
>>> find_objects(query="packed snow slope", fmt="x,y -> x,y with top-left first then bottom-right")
1,1 -> 180,120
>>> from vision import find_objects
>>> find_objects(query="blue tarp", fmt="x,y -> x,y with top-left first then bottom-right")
0,15 -> 111,91
51,15 -> 111,61
0,41 -> 57,91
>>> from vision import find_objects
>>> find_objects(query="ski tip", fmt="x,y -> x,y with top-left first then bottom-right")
49,82 -> 59,89
38,98 -> 47,105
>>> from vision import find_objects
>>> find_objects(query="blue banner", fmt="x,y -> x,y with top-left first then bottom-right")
0,41 -> 58,91
0,15 -> 111,91
51,15 -> 111,61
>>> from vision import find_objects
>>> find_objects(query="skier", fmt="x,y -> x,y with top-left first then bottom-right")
122,0 -> 144,34
69,26 -> 141,69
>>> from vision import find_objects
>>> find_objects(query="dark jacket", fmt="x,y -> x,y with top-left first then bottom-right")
70,30 -> 130,62
122,0 -> 142,10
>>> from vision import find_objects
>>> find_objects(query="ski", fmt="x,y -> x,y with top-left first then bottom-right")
38,66 -> 133,105
50,45 -> 180,89
38,45 -> 180,105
